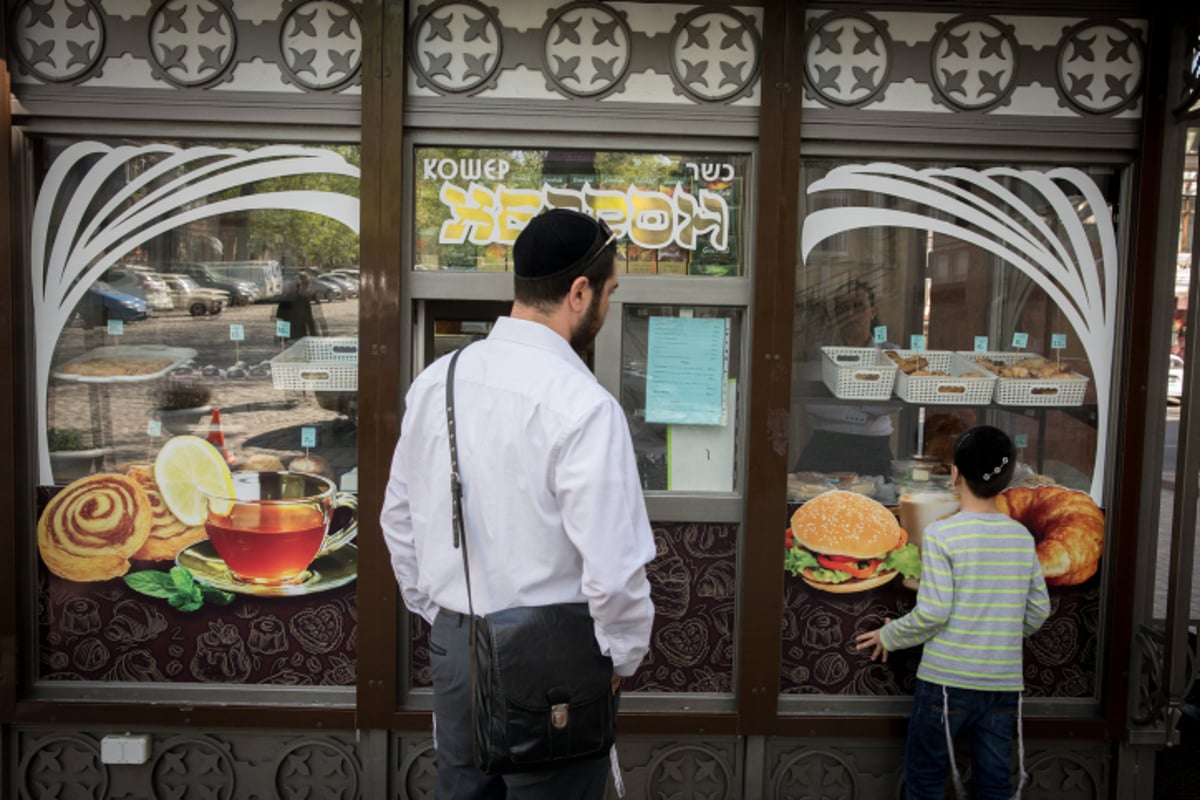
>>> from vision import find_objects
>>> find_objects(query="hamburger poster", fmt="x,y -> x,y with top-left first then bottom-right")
780,486 -> 1105,698
784,491 -> 919,592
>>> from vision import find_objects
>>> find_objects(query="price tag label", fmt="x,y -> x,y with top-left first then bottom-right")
1051,333 -> 1067,350
974,336 -> 989,353
146,420 -> 162,437
107,319 -> 124,336
276,320 -> 291,338
1012,331 -> 1029,349
229,324 -> 245,341
910,334 -> 926,352
1015,434 -> 1028,449
873,325 -> 888,344
301,427 -> 317,448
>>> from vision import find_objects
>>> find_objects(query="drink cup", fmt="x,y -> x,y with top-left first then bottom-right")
898,490 -> 960,549
202,471 -> 358,585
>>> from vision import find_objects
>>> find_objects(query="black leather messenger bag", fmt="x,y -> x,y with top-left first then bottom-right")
446,344 -> 617,775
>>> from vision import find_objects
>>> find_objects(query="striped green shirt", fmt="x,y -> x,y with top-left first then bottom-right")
879,511 -> 1050,691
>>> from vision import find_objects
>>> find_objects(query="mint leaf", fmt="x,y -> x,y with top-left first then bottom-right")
169,566 -> 196,592
124,571 -> 177,598
199,585 -> 235,606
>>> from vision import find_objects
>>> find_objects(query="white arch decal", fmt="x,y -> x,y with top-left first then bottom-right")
801,163 -> 1116,502
33,142 -> 361,482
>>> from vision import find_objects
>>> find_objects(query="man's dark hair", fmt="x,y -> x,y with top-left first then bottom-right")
953,425 -> 1016,499
513,241 -> 615,308
512,209 -> 616,309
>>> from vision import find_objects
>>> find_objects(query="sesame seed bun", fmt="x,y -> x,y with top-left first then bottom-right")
800,568 -> 899,593
789,490 -> 902,559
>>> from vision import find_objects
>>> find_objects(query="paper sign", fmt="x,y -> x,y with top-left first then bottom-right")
910,334 -> 926,352
146,420 -> 162,437
873,325 -> 887,344
229,324 -> 245,341
276,320 -> 292,338
645,317 -> 729,426
667,380 -> 737,491
1015,434 -> 1028,449
974,336 -> 989,352
301,427 -> 317,448
107,320 -> 124,336
1051,333 -> 1067,350
1012,332 -> 1029,349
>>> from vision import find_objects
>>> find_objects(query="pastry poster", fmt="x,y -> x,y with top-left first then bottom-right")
781,486 -> 1104,697
36,436 -> 358,685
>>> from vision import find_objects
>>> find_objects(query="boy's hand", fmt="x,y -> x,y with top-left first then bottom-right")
855,628 -> 889,662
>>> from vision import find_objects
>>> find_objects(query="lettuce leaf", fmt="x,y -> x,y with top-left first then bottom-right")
883,543 -> 921,579
783,547 -> 852,583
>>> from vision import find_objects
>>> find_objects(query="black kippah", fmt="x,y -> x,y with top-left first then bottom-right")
953,425 -> 1014,482
514,208 -> 608,280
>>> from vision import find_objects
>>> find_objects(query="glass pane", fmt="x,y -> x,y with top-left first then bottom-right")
35,137 -> 360,688
782,159 -> 1118,698
414,147 -> 748,277
620,306 -> 744,492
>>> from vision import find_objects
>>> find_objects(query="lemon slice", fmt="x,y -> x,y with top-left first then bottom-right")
154,435 -> 235,526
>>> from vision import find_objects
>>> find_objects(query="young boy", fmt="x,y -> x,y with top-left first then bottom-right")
856,426 -> 1050,800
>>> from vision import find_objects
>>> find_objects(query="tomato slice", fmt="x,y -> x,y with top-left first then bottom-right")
816,554 -> 882,578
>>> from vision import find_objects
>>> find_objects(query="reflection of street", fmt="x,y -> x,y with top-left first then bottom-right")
1154,404 -> 1200,619
48,299 -> 359,487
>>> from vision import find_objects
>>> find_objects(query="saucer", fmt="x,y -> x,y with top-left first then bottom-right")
176,541 -> 357,597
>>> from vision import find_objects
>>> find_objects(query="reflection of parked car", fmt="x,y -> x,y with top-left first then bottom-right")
75,281 -> 150,325
319,272 -> 358,299
1168,354 -> 1184,403
157,274 -> 227,316
101,265 -> 173,312
168,262 -> 259,306
282,269 -> 342,302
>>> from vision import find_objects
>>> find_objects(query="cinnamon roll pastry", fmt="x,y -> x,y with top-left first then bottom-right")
38,473 -> 152,581
125,465 -> 207,561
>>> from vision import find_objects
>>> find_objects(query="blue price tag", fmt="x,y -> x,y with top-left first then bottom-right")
229,324 -> 245,341
1012,331 -> 1029,349
146,420 -> 162,437
1051,333 -> 1067,350
107,319 -> 124,336
276,320 -> 292,338
873,325 -> 887,344
910,334 -> 926,352
974,336 -> 989,353
301,427 -> 317,448
1015,434 -> 1028,449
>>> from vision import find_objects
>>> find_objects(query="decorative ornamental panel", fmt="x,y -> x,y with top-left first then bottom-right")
9,0 -> 363,92
406,0 -> 763,105
804,9 -> 1146,118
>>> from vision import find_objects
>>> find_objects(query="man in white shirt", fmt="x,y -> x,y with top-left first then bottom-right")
381,208 -> 657,799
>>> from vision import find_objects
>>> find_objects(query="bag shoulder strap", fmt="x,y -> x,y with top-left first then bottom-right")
446,342 -> 475,618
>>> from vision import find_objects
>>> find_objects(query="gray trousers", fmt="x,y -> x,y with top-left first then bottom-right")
430,610 -> 611,800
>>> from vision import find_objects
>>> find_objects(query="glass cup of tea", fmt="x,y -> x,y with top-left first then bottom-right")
201,471 -> 358,585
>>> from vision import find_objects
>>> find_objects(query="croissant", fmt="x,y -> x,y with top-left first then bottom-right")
995,485 -> 1104,586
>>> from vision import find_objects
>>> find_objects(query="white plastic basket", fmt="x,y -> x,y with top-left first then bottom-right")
820,347 -> 897,400
885,350 -> 997,405
956,351 -> 1089,406
271,336 -> 358,392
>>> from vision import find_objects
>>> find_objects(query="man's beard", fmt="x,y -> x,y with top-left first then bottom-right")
569,284 -> 605,355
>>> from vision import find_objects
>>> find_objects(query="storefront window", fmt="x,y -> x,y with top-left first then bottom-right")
621,306 -> 744,492
32,137 -> 361,690
413,147 -> 747,277
782,160 -> 1118,699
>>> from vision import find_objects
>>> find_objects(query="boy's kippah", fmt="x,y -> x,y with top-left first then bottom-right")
513,208 -> 606,280
953,425 -> 1014,482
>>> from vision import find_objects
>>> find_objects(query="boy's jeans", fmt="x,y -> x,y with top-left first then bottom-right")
904,678 -> 1019,800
